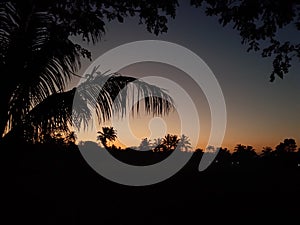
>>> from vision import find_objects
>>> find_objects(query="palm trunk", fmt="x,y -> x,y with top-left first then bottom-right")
102,141 -> 108,149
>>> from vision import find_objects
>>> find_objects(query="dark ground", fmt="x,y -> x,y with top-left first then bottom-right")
2,141 -> 300,225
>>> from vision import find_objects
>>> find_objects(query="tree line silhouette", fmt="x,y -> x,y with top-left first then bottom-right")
3,131 -> 300,225
65,126 -> 300,169
18,124 -> 299,170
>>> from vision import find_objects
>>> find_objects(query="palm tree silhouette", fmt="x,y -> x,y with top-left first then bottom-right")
261,146 -> 273,158
0,1 -> 175,142
0,2 -> 85,139
153,138 -> 164,152
162,134 -> 179,151
177,134 -> 192,152
232,144 -> 257,164
97,127 -> 117,149
139,138 -> 152,151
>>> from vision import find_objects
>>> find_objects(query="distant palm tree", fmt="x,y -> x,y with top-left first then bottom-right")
177,134 -> 192,152
232,144 -> 257,163
162,134 -> 179,151
261,146 -> 273,158
139,138 -> 152,151
152,138 -> 164,152
97,127 -> 117,149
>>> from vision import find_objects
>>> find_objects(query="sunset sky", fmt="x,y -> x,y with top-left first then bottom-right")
71,1 -> 300,152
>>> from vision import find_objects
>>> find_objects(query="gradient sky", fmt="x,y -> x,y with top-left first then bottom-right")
71,1 -> 300,152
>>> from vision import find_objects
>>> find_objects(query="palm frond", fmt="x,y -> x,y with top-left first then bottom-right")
0,2 -> 20,60
4,6 -> 83,133
12,87 -> 90,143
76,69 -> 174,125
10,69 -> 174,142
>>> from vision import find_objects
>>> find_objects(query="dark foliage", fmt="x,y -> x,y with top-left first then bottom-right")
191,0 -> 300,81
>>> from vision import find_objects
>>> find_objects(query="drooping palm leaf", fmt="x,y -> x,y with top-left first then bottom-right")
13,69 -> 174,143
79,68 -> 174,124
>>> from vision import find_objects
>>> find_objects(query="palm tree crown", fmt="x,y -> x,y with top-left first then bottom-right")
97,127 -> 117,149
177,134 -> 192,152
162,134 -> 179,151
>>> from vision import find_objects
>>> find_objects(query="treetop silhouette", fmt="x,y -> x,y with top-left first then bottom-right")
97,126 -> 117,149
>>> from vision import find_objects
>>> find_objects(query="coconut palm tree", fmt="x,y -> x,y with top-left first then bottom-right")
97,127 -> 117,149
152,138 -> 164,152
0,1 -> 87,140
0,1 -> 177,142
138,138 -> 152,151
177,134 -> 192,152
162,134 -> 179,151
232,144 -> 257,164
